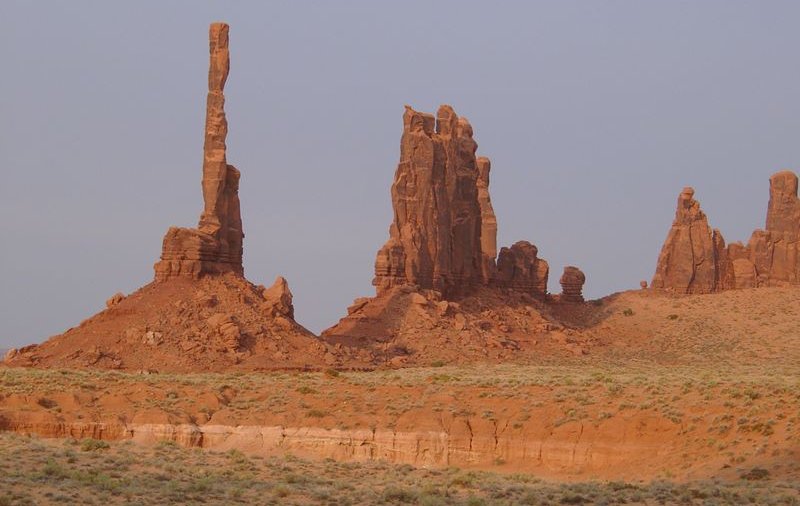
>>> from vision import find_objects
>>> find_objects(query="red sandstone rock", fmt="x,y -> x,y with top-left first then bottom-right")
654,171 -> 800,292
262,276 -> 295,319
154,23 -> 244,282
495,241 -> 549,297
746,170 -> 800,285
373,105 -> 484,298
652,187 -> 730,293
559,266 -> 586,303
476,157 -> 498,284
105,292 -> 125,308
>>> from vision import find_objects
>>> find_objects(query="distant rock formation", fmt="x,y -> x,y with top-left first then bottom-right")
373,105 -> 555,299
154,23 -> 244,282
653,171 -> 800,292
745,171 -> 800,286
494,241 -> 549,297
560,266 -> 586,303
651,187 -> 729,293
4,23 -> 339,373
373,105 -> 484,298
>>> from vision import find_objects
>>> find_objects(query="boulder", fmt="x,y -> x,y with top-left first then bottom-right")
559,266 -> 586,303
105,292 -> 125,308
495,241 -> 549,297
262,276 -> 294,318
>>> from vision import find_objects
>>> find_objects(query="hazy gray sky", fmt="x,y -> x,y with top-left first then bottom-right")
2,1 -> 799,347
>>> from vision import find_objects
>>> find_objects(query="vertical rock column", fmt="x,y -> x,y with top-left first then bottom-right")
747,171 -> 800,285
373,105 -> 483,298
477,157 -> 498,284
154,23 -> 244,281
651,187 -> 730,293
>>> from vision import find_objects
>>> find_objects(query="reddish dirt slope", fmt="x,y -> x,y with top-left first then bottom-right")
3,274 -> 341,372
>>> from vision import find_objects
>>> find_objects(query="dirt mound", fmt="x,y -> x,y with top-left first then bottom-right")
4,274 -> 339,372
323,286 -> 599,365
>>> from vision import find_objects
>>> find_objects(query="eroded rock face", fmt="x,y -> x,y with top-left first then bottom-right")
559,266 -> 586,303
154,23 -> 244,282
653,171 -> 800,292
652,187 -> 730,293
373,105 -> 484,298
495,241 -> 549,298
476,157 -> 498,284
371,105 -> 557,302
749,171 -> 800,285
262,276 -> 295,319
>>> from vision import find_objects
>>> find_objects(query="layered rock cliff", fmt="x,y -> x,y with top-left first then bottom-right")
154,23 -> 244,282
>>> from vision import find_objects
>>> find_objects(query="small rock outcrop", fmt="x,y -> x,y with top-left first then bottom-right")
261,276 -> 295,319
494,241 -> 549,297
154,23 -> 244,282
559,266 -> 586,303
653,171 -> 800,292
4,23 -> 337,373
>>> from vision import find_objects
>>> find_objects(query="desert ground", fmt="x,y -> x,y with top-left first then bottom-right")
2,287 -> 799,504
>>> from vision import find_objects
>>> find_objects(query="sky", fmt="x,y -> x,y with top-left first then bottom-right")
1,1 -> 799,348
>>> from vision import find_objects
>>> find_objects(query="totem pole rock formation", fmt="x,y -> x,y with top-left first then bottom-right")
559,266 -> 586,303
653,171 -> 800,293
372,105 -> 552,299
154,23 -> 244,282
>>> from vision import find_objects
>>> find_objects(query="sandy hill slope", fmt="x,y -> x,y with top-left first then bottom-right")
322,285 -> 800,368
3,275 -> 338,373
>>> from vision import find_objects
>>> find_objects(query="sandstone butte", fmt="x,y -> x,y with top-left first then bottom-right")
2,23 -> 339,373
652,170 -> 800,293
323,105 -> 593,362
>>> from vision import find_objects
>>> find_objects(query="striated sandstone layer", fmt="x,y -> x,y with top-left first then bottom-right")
653,171 -> 800,293
154,23 -> 244,282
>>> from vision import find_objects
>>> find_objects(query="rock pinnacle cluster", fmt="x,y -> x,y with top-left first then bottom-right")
373,105 -> 554,300
653,171 -> 800,293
